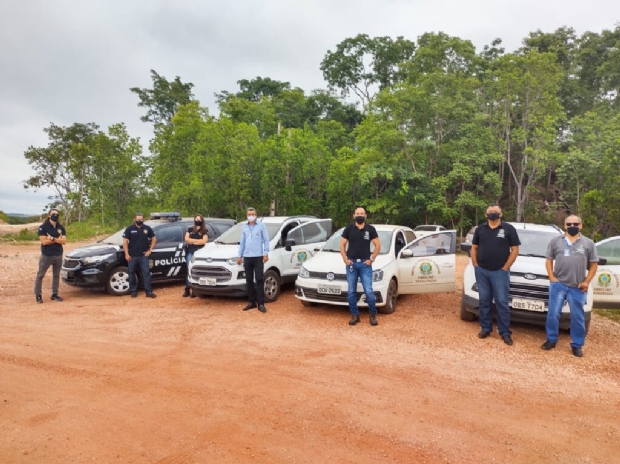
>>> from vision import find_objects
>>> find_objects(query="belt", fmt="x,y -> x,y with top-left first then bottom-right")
348,258 -> 369,262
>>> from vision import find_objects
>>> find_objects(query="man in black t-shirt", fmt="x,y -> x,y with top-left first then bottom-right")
122,213 -> 157,298
340,207 -> 381,326
34,208 -> 67,303
471,205 -> 521,345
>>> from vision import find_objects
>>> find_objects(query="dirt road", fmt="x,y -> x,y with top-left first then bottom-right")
1,242 -> 619,463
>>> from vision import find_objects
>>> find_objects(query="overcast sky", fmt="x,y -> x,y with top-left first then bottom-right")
1,0 -> 618,215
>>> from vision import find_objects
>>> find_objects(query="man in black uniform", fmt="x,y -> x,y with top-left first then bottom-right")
340,207 -> 381,326
34,208 -> 67,303
471,204 -> 520,345
122,213 -> 157,298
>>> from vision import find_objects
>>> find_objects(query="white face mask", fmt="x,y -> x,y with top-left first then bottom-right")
247,215 -> 256,222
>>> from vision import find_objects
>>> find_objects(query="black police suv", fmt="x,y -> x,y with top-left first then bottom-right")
61,213 -> 236,296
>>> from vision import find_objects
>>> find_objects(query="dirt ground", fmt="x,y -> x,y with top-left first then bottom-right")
1,242 -> 619,464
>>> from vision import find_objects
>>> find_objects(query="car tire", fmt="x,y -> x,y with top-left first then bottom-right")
106,266 -> 131,296
378,278 -> 398,314
300,300 -> 316,307
460,291 -> 476,321
263,269 -> 280,302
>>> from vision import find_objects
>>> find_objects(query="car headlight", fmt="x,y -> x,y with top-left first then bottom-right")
81,253 -> 115,264
298,265 -> 310,278
372,269 -> 384,282
226,257 -> 238,266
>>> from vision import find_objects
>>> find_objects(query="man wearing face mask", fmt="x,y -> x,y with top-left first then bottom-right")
237,207 -> 270,313
122,213 -> 157,298
340,207 -> 381,326
34,208 -> 67,303
471,205 -> 520,345
542,215 -> 598,357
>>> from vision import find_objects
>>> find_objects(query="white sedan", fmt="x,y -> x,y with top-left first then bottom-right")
593,236 -> 620,308
414,224 -> 447,239
295,225 -> 457,314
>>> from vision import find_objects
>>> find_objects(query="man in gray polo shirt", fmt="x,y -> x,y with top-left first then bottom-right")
542,214 -> 598,357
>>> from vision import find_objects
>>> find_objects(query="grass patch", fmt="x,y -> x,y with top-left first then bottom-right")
594,309 -> 620,324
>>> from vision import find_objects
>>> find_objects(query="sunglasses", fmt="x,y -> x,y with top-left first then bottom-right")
565,223 -> 580,227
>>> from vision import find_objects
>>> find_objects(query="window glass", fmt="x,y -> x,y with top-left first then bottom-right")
597,239 -> 620,265
156,226 -> 183,243
404,230 -> 416,243
406,232 -> 453,256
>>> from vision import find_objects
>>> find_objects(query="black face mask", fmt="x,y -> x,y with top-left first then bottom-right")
50,214 -> 59,222
486,213 -> 501,221
354,216 -> 365,224
135,220 -> 143,227
194,220 -> 203,226
567,226 -> 580,236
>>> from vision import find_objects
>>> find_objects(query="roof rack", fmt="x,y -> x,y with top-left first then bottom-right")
150,212 -> 181,221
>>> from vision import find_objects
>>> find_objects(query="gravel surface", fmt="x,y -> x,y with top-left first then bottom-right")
1,242 -> 619,463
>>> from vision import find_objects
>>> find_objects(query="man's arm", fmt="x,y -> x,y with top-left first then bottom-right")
123,238 -> 131,261
579,262 -> 598,292
55,234 -> 67,245
503,246 -> 519,270
340,237 -> 351,265
545,258 -> 557,282
471,245 -> 479,267
39,235 -> 55,246
367,237 -> 381,265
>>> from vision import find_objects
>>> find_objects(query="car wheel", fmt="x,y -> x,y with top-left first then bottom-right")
106,266 -> 131,296
378,278 -> 397,314
263,269 -> 280,302
460,291 -> 476,321
300,300 -> 316,307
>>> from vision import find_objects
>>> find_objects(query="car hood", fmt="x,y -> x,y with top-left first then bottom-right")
194,242 -> 238,260
303,251 -> 392,271
65,243 -> 120,259
511,255 -> 549,275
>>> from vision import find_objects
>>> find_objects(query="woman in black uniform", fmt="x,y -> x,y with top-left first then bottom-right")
183,214 -> 208,297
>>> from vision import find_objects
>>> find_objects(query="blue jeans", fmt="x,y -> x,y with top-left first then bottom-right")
546,281 -> 587,348
475,266 -> 511,336
185,251 -> 194,288
346,261 -> 377,315
128,255 -> 153,294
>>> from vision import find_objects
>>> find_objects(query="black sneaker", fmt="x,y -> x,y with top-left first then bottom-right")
182,288 -> 190,298
541,340 -> 556,350
36,295 -> 43,304
501,334 -> 513,346
478,330 -> 490,339
145,292 -> 157,298
242,303 -> 257,311
369,314 -> 378,326
258,304 -> 267,313
51,294 -> 63,302
348,315 -> 360,326
572,347 -> 583,357
131,292 -> 138,298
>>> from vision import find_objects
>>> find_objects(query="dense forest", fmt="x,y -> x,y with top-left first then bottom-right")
22,26 -> 620,239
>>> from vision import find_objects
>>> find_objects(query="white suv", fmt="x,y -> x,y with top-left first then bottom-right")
189,216 -> 331,301
461,223 -> 595,331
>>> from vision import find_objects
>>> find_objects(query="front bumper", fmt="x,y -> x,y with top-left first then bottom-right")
294,276 -> 386,307
190,281 -> 249,297
61,264 -> 110,287
462,294 -> 591,329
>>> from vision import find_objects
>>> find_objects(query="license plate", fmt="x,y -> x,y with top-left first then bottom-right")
199,277 -> 217,286
511,298 -> 545,312
318,284 -> 341,295
60,270 -> 68,279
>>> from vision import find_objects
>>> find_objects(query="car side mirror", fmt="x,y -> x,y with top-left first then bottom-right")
400,249 -> 413,258
598,257 -> 607,265
285,239 -> 296,251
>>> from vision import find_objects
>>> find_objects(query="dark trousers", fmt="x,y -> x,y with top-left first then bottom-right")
34,254 -> 63,296
128,255 -> 153,293
243,256 -> 265,304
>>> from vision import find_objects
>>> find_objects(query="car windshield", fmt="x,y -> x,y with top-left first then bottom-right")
99,229 -> 125,246
322,228 -> 393,255
214,221 -> 282,245
516,229 -> 561,257
414,225 -> 439,231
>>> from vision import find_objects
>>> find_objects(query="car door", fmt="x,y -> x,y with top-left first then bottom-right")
150,224 -> 186,280
396,231 -> 457,294
281,219 -> 333,278
594,237 -> 620,306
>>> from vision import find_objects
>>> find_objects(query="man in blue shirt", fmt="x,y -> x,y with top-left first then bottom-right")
237,208 -> 270,312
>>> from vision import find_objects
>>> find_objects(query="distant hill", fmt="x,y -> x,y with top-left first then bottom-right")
6,213 -> 34,218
